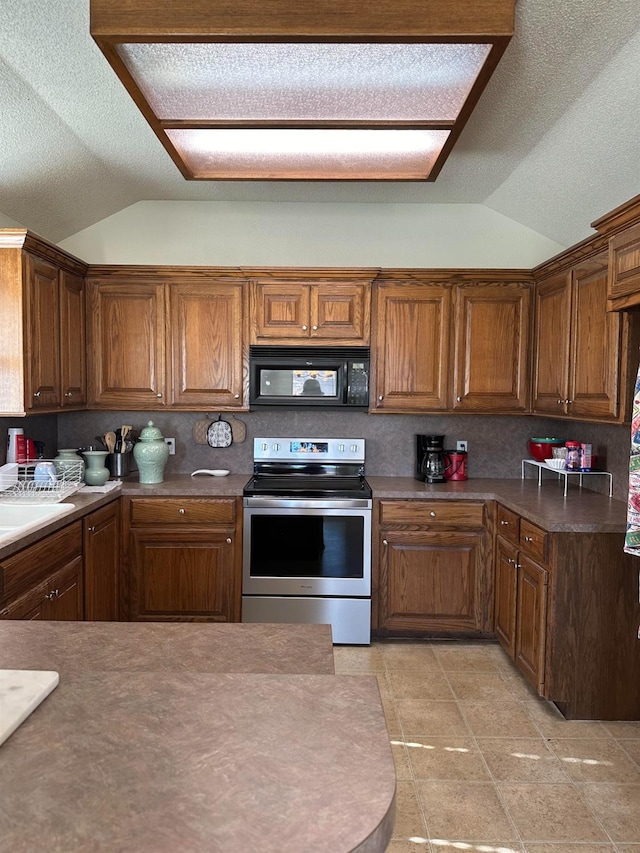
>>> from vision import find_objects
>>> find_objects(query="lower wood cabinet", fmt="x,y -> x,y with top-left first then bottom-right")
84,501 -> 120,620
0,522 -> 83,620
376,500 -> 493,635
122,497 -> 241,622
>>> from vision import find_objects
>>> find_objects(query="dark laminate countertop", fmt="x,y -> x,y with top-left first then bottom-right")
0,622 -> 395,853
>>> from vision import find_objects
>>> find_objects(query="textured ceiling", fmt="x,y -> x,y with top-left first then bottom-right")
0,0 -> 639,246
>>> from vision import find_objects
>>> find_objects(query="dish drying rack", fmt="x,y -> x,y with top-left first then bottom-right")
0,461 -> 84,503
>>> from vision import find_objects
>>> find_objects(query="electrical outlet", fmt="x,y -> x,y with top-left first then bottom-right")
164,437 -> 176,455
457,440 -> 468,452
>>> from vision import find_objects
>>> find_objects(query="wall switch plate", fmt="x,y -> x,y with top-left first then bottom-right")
457,440 -> 468,452
164,437 -> 176,455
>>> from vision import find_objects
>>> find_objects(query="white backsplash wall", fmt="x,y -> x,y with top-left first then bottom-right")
56,410 -> 633,500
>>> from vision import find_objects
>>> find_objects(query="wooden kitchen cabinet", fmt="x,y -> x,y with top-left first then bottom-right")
0,230 -> 88,415
250,278 -> 371,344
494,505 -> 548,692
372,279 -> 451,411
452,280 -> 532,412
84,501 -> 120,621
376,500 -> 493,635
123,497 -> 240,622
0,522 -> 83,620
532,252 -> 626,421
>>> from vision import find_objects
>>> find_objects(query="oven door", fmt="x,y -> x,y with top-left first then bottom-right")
242,498 -> 371,597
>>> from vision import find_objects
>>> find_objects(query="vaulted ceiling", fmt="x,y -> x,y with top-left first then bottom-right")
1,0 -> 639,247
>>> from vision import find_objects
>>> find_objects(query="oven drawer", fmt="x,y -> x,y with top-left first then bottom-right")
130,498 -> 236,526
379,500 -> 484,529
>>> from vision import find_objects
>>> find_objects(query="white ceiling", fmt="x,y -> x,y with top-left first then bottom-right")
1,0 -> 639,247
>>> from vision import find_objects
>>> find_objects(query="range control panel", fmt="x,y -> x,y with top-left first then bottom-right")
253,438 -> 365,464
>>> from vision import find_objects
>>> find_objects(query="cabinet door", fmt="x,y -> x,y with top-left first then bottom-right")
569,255 -> 621,420
128,528 -> 236,622
24,253 -> 60,410
515,554 -> 548,692
373,282 -> 450,411
379,530 -> 485,633
88,280 -> 166,408
453,282 -> 531,412
251,282 -> 310,341
311,283 -> 370,342
608,220 -> 640,306
532,272 -> 572,415
1,557 -> 83,621
59,270 -> 87,408
84,502 -> 120,621
168,281 -> 246,408
494,536 -> 518,657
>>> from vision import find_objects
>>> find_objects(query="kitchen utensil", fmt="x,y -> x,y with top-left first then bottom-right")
229,414 -> 246,443
95,435 -> 107,449
104,431 -> 116,454
415,434 -> 446,483
191,469 -> 230,477
107,451 -> 133,478
528,437 -> 564,462
120,425 -> 132,452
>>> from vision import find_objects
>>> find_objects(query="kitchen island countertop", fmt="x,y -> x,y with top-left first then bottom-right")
0,621 -> 395,853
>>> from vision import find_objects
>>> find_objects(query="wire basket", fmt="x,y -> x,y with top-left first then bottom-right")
0,461 -> 84,503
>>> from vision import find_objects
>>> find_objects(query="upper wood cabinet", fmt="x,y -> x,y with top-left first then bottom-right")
87,272 -> 248,410
533,253 -> 626,421
372,279 -> 451,412
250,278 -> 371,344
0,230 -> 87,415
591,193 -> 640,310
452,281 -> 532,412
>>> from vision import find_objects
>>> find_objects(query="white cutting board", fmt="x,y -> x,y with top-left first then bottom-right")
0,669 -> 59,746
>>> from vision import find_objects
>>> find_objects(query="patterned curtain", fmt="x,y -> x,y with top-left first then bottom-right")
624,361 -> 640,554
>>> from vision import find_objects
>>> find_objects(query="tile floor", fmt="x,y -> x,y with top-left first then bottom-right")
333,640 -> 640,853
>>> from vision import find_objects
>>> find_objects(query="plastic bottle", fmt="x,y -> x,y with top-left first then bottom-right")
6,428 -> 24,463
565,440 -> 581,471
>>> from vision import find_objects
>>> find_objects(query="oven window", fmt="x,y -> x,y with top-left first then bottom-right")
259,368 -> 338,398
250,514 -> 364,578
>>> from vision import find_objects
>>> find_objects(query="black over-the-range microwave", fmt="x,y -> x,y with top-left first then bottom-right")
249,346 -> 370,409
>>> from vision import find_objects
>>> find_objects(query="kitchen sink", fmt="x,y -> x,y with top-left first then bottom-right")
0,503 -> 76,547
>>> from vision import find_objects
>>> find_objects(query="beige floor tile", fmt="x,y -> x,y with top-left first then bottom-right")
523,845 -> 617,852
617,845 -> 640,851
548,737 -> 640,783
579,783 -> 640,842
497,668 -> 542,701
524,700 -> 610,738
392,779 -> 429,840
431,641 -> 501,671
387,670 -> 455,701
478,737 -> 571,783
390,740 -> 414,781
385,841 -> 432,852
431,843 -> 523,852
396,699 -> 470,738
382,642 -> 440,672
462,701 -> 541,738
381,695 -> 404,738
447,671 -> 521,703
406,735 -> 491,781
601,722 -> 640,739
498,782 -> 608,842
620,739 -> 640,767
417,780 -> 517,840
333,644 -> 385,673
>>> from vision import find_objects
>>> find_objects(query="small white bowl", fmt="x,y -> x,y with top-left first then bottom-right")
545,458 -> 566,470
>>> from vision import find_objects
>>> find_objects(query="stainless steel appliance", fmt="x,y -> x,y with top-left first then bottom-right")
249,346 -> 369,409
242,437 -> 372,644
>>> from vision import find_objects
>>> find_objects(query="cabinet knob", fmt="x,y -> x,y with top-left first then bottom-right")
234,394 -> 240,399
302,325 -> 308,331
500,520 -> 509,526
507,558 -> 516,564
557,399 -> 564,405
64,391 -> 72,397
156,393 -> 163,398
430,511 -> 436,517
179,508 -> 185,515
524,535 -> 533,542
456,396 -> 462,402
312,325 -> 318,331
226,538 -> 232,544
566,399 -> 573,405
33,391 -> 41,398
45,589 -> 59,601
515,563 -> 522,569
378,395 -> 383,401
88,525 -> 96,533
382,539 -> 388,546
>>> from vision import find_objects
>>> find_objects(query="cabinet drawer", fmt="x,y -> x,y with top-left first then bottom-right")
519,519 -> 548,563
0,521 -> 82,605
379,500 -> 484,528
496,505 -> 520,544
130,498 -> 236,526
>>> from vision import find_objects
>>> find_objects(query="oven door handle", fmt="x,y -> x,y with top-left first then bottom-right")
243,497 -> 372,510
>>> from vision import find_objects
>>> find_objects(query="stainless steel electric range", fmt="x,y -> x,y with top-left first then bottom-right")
242,437 -> 372,644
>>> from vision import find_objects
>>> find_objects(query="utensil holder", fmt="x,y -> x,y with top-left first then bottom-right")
107,451 -> 134,479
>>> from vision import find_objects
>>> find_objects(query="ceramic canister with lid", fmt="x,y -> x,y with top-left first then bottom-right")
133,421 -> 170,484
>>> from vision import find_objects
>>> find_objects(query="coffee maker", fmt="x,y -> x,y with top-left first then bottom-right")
415,434 -> 446,483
